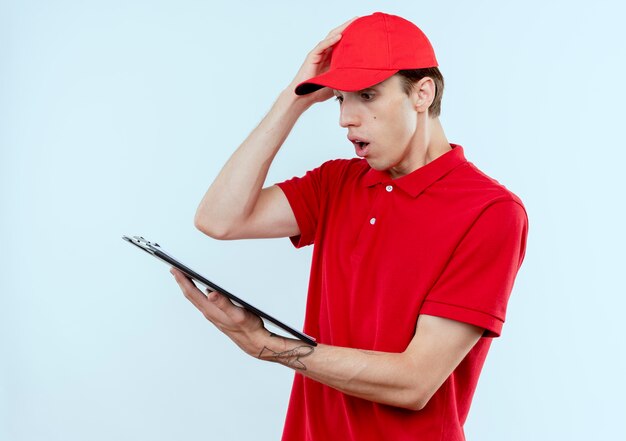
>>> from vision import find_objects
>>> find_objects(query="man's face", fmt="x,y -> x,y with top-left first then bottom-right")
333,75 -> 421,178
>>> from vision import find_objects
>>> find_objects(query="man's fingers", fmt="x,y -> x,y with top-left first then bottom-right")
310,17 -> 358,60
206,290 -> 250,326
289,16 -> 358,102
206,289 -> 230,309
170,268 -> 250,326
326,16 -> 358,38
170,268 -> 207,310
310,33 -> 341,59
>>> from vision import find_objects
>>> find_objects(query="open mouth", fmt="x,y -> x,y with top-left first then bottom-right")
350,138 -> 370,157
350,138 -> 370,149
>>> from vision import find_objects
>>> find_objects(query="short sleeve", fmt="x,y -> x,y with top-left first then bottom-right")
276,166 -> 323,248
421,200 -> 528,337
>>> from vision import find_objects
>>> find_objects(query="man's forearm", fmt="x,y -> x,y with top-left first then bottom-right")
194,89 -> 310,238
250,314 -> 483,412
256,333 -> 427,410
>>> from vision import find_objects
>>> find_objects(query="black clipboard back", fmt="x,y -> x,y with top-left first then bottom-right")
123,235 -> 317,346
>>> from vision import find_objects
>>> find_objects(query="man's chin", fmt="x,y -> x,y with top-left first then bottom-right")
365,158 -> 386,172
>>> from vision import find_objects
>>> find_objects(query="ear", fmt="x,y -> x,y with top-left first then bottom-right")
412,77 -> 436,114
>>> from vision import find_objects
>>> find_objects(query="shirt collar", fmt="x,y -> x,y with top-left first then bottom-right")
362,144 -> 467,198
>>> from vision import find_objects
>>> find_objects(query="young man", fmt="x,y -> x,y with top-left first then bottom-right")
171,12 -> 528,441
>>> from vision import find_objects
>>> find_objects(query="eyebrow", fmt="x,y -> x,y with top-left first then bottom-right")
333,87 -> 377,95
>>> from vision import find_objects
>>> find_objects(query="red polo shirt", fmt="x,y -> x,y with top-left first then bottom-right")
276,145 -> 528,441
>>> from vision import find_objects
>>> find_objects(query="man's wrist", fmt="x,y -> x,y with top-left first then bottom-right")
256,332 -> 315,371
277,87 -> 314,114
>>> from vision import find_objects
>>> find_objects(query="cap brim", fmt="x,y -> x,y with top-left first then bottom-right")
295,68 -> 399,95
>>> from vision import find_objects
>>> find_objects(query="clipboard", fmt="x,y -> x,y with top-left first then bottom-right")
122,235 -> 317,346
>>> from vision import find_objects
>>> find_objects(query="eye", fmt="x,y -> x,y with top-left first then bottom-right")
360,92 -> 374,101
334,95 -> 344,104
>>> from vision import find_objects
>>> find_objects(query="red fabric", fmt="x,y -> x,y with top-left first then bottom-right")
295,12 -> 438,95
276,145 -> 528,441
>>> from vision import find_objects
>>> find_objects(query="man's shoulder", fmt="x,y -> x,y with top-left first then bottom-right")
319,157 -> 368,171
316,157 -> 370,181
444,160 -> 525,211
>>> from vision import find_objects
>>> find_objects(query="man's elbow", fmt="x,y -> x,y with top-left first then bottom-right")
395,384 -> 434,411
400,395 -> 429,412
194,212 -> 233,240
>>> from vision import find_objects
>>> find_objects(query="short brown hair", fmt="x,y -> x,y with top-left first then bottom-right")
396,67 -> 444,118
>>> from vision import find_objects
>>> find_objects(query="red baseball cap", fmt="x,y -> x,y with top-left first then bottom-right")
295,12 -> 438,95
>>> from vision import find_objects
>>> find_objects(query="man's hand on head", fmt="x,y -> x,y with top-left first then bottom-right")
287,17 -> 357,105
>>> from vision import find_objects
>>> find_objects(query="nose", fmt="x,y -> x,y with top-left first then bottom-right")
339,102 -> 360,128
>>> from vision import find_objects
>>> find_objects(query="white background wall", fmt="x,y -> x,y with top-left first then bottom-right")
2,1 -> 625,440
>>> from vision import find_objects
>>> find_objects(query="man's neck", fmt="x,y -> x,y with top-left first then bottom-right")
388,117 -> 451,179
423,117 -> 451,165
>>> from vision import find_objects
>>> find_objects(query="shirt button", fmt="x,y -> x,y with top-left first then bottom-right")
386,185 -> 393,192
370,217 -> 376,225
